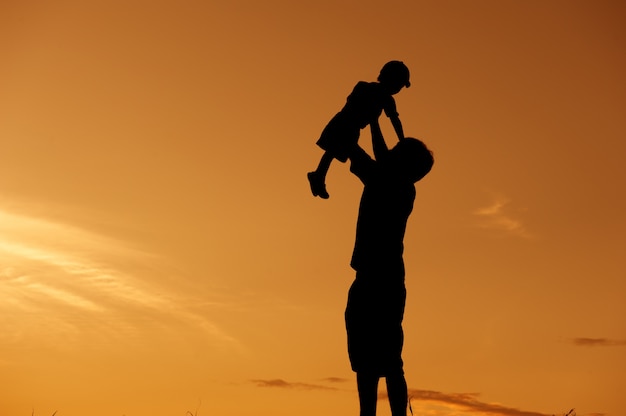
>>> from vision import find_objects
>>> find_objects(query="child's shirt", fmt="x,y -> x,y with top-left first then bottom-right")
340,82 -> 399,129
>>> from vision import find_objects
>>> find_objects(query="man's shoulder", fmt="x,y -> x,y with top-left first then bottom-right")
350,147 -> 374,167
349,147 -> 376,182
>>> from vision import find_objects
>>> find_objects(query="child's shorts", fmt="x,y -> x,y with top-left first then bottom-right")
344,273 -> 406,376
316,113 -> 360,163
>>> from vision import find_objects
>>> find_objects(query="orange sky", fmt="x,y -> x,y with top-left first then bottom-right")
1,1 -> 625,415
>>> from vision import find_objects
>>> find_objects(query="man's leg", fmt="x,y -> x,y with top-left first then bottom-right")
356,372 -> 379,416
386,371 -> 408,416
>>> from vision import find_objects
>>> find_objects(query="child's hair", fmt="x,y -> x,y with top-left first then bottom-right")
378,61 -> 411,88
391,138 -> 434,183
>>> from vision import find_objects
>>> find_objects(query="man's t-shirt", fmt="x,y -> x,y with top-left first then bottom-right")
349,147 -> 416,278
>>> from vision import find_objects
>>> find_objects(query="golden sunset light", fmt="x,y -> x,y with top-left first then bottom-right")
1,1 -> 625,415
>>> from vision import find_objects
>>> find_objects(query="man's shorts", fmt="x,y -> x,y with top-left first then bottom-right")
345,273 -> 406,376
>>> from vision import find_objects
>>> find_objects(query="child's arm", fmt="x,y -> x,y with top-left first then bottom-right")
371,119 -> 390,162
382,94 -> 405,141
389,114 -> 405,141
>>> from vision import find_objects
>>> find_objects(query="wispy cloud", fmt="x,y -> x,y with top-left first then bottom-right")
0,206 -> 240,352
250,379 -> 560,416
251,378 -> 340,391
473,195 -> 531,238
405,389 -> 551,416
321,376 -> 350,383
570,337 -> 626,347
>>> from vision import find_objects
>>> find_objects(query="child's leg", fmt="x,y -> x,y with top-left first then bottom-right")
307,152 -> 332,199
314,151 -> 333,179
386,372 -> 408,416
356,372 -> 379,416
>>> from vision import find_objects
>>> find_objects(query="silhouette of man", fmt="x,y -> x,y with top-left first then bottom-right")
345,119 -> 433,416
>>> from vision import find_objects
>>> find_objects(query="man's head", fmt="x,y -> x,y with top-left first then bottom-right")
390,138 -> 434,183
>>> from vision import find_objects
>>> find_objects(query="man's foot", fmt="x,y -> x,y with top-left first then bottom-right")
307,171 -> 329,199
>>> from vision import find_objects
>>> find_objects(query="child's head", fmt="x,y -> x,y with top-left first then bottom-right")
390,138 -> 434,183
378,61 -> 411,93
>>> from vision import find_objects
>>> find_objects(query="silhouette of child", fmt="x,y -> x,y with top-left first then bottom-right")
307,61 -> 411,199
345,119 -> 433,416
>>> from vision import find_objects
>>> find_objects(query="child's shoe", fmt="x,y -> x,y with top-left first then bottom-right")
307,171 -> 329,199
